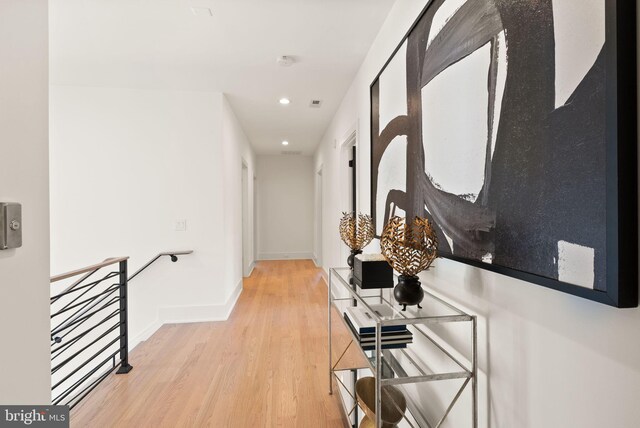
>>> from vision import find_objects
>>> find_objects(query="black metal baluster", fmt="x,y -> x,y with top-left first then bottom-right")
116,260 -> 133,374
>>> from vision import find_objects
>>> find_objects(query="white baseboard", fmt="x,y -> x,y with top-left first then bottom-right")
130,318 -> 163,351
159,279 -> 244,323
312,254 -> 323,267
159,305 -> 232,324
258,252 -> 314,260
223,279 -> 243,318
244,260 -> 256,277
129,279 -> 244,350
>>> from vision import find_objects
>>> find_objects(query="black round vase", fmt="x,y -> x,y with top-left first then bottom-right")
347,250 -> 362,285
394,275 -> 424,311
347,249 -> 362,269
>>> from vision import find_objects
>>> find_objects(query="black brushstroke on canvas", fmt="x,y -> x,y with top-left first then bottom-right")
372,0 -> 502,260
371,0 -> 611,290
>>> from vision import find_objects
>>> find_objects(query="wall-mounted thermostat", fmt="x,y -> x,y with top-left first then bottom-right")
0,202 -> 22,250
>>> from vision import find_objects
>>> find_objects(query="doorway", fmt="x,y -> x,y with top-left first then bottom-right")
340,131 -> 357,264
253,175 -> 258,266
315,168 -> 323,267
242,161 -> 251,276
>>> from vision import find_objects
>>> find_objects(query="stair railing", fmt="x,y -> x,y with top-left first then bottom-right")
50,250 -> 192,409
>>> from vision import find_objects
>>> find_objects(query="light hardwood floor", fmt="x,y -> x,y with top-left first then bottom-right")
71,260 -> 361,428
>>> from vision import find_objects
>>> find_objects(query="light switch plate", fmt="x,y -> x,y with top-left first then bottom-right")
175,219 -> 187,232
0,202 -> 22,250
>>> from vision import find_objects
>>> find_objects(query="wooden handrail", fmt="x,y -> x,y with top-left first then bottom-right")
158,250 -> 194,257
51,257 -> 129,284
50,250 -> 193,285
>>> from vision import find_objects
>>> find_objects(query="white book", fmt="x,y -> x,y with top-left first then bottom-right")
358,334 -> 413,343
345,305 -> 406,334
359,338 -> 413,345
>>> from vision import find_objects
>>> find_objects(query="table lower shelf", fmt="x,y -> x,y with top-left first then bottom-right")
329,301 -> 474,387
330,317 -> 473,387
331,368 -> 425,428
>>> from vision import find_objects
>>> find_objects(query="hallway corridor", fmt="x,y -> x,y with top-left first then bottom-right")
71,260 -> 358,427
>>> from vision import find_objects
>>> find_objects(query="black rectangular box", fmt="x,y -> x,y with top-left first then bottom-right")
353,255 -> 393,289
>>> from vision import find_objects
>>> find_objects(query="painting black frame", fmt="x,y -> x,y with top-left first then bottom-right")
370,0 -> 637,308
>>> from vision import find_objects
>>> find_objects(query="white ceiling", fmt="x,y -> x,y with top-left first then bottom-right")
50,0 -> 395,154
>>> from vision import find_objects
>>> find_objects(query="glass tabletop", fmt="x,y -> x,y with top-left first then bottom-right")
329,267 -> 471,324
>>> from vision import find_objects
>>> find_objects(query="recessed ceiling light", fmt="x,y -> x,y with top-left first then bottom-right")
279,98 -> 290,105
282,141 -> 289,146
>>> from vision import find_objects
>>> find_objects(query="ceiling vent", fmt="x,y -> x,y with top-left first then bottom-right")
277,56 -> 295,67
282,150 -> 302,155
309,99 -> 322,108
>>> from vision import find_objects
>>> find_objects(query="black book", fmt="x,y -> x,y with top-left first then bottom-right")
343,313 -> 413,345
362,343 -> 408,351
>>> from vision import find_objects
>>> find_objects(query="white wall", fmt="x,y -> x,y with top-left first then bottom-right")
50,87 -> 255,348
257,155 -> 314,260
0,0 -> 51,404
314,1 -> 640,427
222,95 -> 257,279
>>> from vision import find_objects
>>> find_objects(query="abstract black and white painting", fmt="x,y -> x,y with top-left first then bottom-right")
371,0 -> 637,307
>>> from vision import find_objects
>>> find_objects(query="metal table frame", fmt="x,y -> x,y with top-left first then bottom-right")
328,267 -> 478,428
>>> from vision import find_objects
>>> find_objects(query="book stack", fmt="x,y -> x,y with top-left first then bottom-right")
344,305 -> 413,351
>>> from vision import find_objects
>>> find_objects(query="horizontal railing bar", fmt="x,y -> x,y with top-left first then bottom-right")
51,271 -> 119,303
52,286 -> 120,336
51,316 -> 120,362
51,310 -> 120,355
52,284 -> 120,318
51,297 -> 120,337
51,308 -> 120,352
53,268 -> 102,302
51,257 -> 129,283
67,365 -> 118,410
52,349 -> 122,405
52,321 -> 120,362
52,338 -> 123,390
52,324 -> 122,374
52,272 -> 118,310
